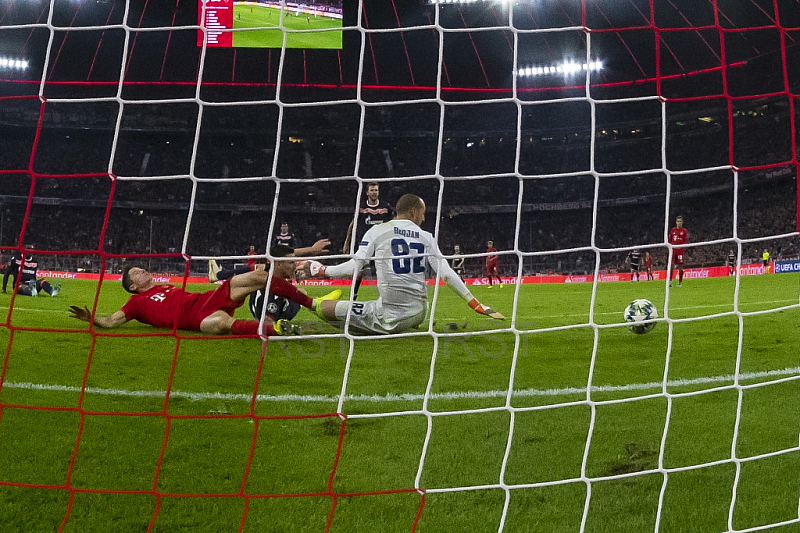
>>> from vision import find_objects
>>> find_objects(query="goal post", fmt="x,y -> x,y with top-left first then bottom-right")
0,0 -> 799,531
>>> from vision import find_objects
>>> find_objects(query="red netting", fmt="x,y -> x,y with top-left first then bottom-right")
0,0 -> 798,531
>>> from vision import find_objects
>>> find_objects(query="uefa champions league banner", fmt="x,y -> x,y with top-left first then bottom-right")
774,260 -> 800,273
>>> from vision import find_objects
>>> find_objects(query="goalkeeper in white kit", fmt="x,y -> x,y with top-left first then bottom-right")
301,193 -> 504,335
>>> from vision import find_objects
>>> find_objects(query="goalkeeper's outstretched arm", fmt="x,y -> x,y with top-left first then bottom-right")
301,256 -> 365,280
302,235 -> 371,279
429,252 -> 504,320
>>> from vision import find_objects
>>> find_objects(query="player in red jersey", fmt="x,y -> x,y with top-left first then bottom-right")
69,266 -> 338,336
668,215 -> 688,287
645,251 -> 654,280
246,245 -> 259,270
727,250 -> 737,276
486,240 -> 502,288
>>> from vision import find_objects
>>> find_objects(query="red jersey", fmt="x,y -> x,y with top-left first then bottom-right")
121,282 -> 242,330
486,247 -> 498,268
669,227 -> 688,254
645,253 -> 653,269
247,251 -> 258,270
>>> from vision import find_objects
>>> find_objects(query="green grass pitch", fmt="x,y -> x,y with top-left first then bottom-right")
232,5 -> 342,49
1,273 -> 799,531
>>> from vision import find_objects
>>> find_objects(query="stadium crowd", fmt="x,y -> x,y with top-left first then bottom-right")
0,96 -> 797,278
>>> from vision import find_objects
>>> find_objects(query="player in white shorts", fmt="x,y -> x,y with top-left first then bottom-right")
301,193 -> 504,335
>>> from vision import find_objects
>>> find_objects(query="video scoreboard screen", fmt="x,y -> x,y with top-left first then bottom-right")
198,0 -> 343,49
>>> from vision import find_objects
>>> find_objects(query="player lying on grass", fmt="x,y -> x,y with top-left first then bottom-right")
247,245 -> 309,323
69,264 -> 340,336
300,193 -> 504,335
3,248 -> 62,297
208,238 -> 331,282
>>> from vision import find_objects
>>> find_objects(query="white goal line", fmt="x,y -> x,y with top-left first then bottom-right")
2,366 -> 798,406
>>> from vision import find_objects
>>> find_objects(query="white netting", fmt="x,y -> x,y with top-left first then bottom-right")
0,0 -> 799,531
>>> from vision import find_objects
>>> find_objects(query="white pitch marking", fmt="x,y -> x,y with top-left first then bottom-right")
2,367 -> 798,404
431,298 -> 799,325
0,306 -> 56,313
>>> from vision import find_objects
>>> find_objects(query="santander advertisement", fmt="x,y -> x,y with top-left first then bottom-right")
36,262 -> 779,286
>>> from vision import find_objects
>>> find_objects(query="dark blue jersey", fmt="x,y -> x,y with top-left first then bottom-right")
248,289 -> 301,322
18,256 -> 38,282
356,200 -> 394,240
274,232 -> 297,249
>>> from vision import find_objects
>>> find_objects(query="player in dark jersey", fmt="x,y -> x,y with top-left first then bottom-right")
69,264 -> 338,336
2,251 -> 20,294
12,249 -> 61,297
343,182 -> 394,299
668,215 -> 689,287
628,249 -> 641,281
274,222 -> 297,249
452,244 -> 465,279
248,246 -> 302,322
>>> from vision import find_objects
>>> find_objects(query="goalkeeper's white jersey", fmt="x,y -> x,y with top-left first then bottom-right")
351,219 -> 470,314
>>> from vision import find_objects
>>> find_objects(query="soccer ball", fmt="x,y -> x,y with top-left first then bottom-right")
623,299 -> 658,334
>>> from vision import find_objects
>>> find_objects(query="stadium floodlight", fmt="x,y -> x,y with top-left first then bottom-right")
0,56 -> 29,71
515,60 -> 603,78
427,0 -> 519,4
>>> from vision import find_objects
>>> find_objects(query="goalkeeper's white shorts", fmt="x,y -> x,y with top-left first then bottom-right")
333,299 -> 426,335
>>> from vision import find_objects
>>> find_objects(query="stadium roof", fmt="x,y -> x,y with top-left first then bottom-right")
0,0 -> 798,102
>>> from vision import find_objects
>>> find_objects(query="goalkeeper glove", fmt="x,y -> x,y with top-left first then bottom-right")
302,260 -> 327,279
468,298 -> 504,320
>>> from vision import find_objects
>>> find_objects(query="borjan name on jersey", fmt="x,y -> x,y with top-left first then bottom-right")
393,227 -> 420,239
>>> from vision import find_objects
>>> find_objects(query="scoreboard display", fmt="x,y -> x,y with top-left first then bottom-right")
198,0 -> 343,49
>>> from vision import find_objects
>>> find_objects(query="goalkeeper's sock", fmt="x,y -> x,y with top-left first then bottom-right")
269,276 -> 314,309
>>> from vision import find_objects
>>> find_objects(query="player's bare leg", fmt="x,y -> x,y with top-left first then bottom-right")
228,269 -> 276,300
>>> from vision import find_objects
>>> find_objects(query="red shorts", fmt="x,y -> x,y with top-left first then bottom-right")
487,264 -> 498,276
179,280 -> 243,330
672,251 -> 684,265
